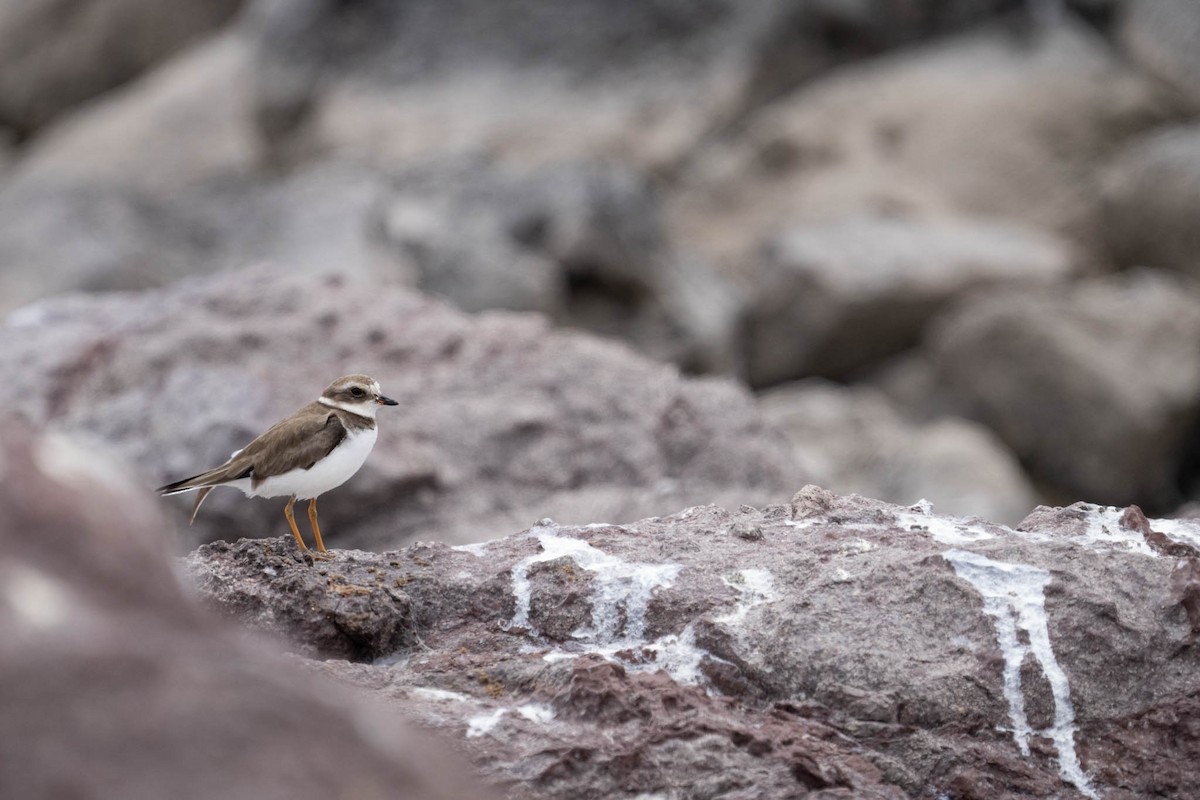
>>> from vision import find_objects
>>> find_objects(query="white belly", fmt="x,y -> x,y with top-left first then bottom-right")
235,427 -> 378,500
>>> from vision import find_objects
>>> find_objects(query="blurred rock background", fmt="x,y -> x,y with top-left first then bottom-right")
3,0 -> 1200,540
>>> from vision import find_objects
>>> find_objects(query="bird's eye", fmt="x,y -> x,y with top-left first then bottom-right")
350,387 -> 365,397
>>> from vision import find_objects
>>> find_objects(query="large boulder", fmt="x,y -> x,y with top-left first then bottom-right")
0,0 -> 244,136
928,269 -> 1200,511
185,488 -> 1200,799
1119,0 -> 1200,111
1101,124 -> 1200,277
0,267 -> 797,550
741,214 -> 1075,384
760,379 -> 1038,524
0,423 -> 489,800
15,32 -> 261,193
672,19 -> 1165,269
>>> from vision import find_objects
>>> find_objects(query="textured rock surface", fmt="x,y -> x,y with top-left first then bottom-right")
0,0 -> 244,136
742,215 -> 1075,383
760,379 -> 1038,524
0,424 -> 490,800
929,270 -> 1200,510
185,487 -> 1200,799
1102,124 -> 1200,277
0,267 -> 796,550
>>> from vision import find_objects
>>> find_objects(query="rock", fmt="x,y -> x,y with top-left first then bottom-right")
672,19 -> 1165,269
866,350 -> 966,422
0,155 -> 414,319
184,490 -> 1200,799
243,0 -> 1045,172
244,0 -> 753,169
374,157 -> 743,372
20,97 -> 741,368
0,0 -> 244,136
0,423 -> 490,800
375,158 -> 660,316
760,379 -> 1038,524
742,215 -> 1076,384
1119,0 -> 1200,111
184,160 -> 401,280
0,266 -> 797,550
15,32 -> 261,193
0,178 -> 218,317
1101,124 -> 1200,276
929,269 -> 1200,510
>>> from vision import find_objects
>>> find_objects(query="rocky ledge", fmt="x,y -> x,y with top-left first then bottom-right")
186,487 -> 1200,799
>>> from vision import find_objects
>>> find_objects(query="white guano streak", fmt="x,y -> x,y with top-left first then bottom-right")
506,524 -> 680,643
944,549 -> 1097,800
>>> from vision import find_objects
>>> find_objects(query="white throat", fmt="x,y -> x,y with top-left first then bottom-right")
319,396 -> 378,419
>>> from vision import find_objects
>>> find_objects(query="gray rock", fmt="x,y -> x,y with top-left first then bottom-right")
760,379 -> 1038,524
0,423 -> 491,800
185,488 -> 1200,799
1119,0 -> 1200,111
0,178 -> 218,317
375,158 -> 742,372
374,158 -> 655,316
866,350 -> 966,423
16,32 -> 261,193
0,266 -> 797,550
929,269 -> 1200,510
742,215 -> 1075,384
187,160 -> 401,280
1101,124 -> 1200,276
244,0 -> 1044,172
0,0 -> 243,136
243,0 -> 770,169
0,160 -> 402,318
673,20 -> 1165,269
2,150 -> 742,374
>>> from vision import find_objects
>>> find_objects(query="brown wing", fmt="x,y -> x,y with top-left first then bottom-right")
157,402 -> 347,493
235,404 -> 349,487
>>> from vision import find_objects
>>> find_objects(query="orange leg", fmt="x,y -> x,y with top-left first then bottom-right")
283,496 -> 310,553
308,497 -> 331,557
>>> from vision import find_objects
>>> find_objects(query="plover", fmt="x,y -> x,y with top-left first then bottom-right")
158,374 -> 398,559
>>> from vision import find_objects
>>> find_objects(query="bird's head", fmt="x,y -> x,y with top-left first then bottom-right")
319,374 -> 398,419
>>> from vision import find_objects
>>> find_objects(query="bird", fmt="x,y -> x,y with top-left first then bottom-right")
157,374 -> 398,560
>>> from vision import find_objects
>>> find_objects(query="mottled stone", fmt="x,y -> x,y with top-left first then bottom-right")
187,491 -> 1200,799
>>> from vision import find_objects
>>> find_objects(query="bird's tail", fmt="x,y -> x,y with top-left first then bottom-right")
157,472 -> 212,496
158,471 -> 225,525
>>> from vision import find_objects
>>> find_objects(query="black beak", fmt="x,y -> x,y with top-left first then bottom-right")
379,396 -> 399,406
